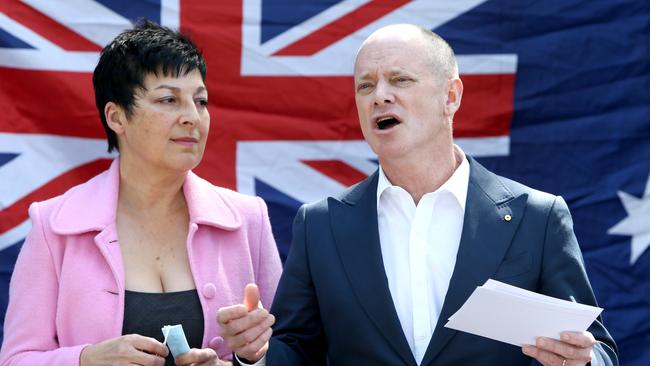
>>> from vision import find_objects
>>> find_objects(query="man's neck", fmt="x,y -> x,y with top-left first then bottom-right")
380,145 -> 463,205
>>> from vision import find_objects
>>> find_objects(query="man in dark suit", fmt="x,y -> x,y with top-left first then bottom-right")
218,24 -> 618,366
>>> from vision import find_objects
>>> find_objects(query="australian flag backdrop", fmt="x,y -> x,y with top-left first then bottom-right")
1,0 -> 649,364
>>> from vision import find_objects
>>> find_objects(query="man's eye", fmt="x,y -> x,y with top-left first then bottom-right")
357,83 -> 373,91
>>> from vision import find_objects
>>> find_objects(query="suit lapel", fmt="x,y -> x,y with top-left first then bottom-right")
329,172 -> 417,366
421,158 -> 528,365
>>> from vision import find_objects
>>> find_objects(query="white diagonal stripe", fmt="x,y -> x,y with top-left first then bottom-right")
0,11 -> 61,51
0,219 -> 30,252
456,136 -> 510,156
458,54 -> 518,74
0,133 -> 114,209
22,0 -> 132,47
0,49 -> 98,71
161,0 -> 180,29
241,0 -> 493,76
257,0 -> 371,56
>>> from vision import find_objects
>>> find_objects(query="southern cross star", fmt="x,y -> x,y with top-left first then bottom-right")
608,173 -> 650,265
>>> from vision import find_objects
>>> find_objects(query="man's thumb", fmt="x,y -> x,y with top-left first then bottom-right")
243,283 -> 260,311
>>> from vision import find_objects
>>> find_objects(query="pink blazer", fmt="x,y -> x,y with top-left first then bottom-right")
0,160 -> 282,365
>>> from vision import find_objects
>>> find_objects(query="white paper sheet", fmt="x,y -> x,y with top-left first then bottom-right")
444,279 -> 602,346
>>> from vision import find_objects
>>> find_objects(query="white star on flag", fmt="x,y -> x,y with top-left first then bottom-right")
608,173 -> 650,265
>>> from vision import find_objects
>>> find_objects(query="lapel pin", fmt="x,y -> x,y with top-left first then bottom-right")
504,214 -> 512,222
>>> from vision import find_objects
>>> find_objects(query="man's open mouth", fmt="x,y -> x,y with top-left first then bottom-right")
376,116 -> 401,130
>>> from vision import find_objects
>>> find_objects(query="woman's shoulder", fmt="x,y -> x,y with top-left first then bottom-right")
186,172 -> 269,223
214,185 -> 263,207
29,167 -> 116,234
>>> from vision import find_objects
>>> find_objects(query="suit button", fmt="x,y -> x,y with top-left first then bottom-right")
209,336 -> 224,350
202,283 -> 217,299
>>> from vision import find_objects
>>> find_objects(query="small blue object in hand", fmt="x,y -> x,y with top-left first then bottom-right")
161,324 -> 191,358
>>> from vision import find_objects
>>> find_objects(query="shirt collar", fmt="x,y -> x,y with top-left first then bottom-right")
377,145 -> 469,211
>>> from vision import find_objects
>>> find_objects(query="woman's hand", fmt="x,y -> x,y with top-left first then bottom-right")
174,348 -> 232,366
80,334 -> 168,366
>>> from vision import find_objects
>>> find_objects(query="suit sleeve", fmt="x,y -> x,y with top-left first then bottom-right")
264,204 -> 327,366
0,203 -> 89,366
539,196 -> 618,366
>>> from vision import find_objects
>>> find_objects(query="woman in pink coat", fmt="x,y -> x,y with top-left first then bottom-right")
0,20 -> 281,366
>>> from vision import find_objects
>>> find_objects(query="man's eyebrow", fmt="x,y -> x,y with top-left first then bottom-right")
355,68 -> 410,80
388,68 -> 410,76
355,73 -> 373,81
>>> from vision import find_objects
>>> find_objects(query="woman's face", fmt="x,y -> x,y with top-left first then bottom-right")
115,69 -> 210,174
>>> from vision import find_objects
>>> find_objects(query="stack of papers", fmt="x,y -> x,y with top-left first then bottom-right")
444,279 -> 602,346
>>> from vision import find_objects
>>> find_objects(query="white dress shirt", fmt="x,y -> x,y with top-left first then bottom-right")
377,153 -> 469,365
241,151 -> 470,366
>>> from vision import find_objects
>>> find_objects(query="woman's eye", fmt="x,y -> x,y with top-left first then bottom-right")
196,98 -> 208,107
159,97 -> 176,104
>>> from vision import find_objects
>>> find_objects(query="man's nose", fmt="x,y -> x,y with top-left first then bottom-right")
373,80 -> 395,105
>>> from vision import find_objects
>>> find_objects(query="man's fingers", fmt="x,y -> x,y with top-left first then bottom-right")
217,304 -> 249,325
218,285 -> 270,362
228,312 -> 275,350
244,283 -> 261,311
235,328 -> 272,362
251,328 -> 273,358
222,308 -> 271,337
523,344 -> 567,366
560,331 -> 596,348
533,337 -> 593,363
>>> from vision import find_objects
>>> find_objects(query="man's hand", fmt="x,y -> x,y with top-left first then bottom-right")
217,284 -> 275,362
522,331 -> 596,366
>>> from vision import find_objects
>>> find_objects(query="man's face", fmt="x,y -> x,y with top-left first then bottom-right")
354,33 -> 451,163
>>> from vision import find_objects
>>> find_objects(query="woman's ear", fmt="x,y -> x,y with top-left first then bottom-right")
104,102 -> 127,135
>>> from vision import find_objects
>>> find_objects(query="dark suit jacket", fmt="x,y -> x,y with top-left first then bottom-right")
262,157 -> 618,365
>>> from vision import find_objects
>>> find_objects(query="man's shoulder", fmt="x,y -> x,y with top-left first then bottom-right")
469,158 -> 559,210
297,172 -> 378,219
496,174 -> 556,201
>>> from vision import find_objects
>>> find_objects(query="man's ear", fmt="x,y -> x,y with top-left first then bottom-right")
444,78 -> 463,117
104,102 -> 127,135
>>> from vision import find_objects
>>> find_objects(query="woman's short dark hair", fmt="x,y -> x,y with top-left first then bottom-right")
92,19 -> 207,152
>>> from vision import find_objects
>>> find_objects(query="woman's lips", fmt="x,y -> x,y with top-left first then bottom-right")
172,137 -> 198,146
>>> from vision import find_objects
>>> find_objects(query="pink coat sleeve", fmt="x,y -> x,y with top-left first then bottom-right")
252,197 -> 282,309
0,203 -> 89,366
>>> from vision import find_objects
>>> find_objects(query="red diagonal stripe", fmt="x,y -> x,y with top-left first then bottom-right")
0,159 -> 111,234
0,68 -> 99,137
0,0 -> 101,51
454,73 -> 515,138
303,160 -> 369,187
273,0 -> 411,56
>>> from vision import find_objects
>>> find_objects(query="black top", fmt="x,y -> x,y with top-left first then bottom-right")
123,289 -> 204,366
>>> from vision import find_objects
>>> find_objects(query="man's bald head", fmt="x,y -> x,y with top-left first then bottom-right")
356,24 -> 459,82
